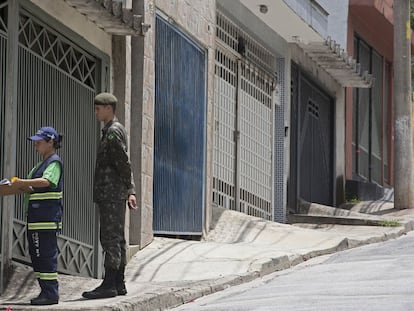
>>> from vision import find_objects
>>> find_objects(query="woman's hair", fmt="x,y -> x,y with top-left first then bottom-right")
53,134 -> 63,150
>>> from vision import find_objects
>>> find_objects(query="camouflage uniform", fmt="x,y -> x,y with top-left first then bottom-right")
94,119 -> 135,270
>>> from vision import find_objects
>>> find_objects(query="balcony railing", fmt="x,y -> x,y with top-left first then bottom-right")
283,0 -> 328,38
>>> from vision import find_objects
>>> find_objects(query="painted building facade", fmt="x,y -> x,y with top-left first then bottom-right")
235,0 -> 371,216
322,0 -> 414,200
1,0 -> 404,292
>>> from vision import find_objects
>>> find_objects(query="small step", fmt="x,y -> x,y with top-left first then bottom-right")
287,214 -> 386,226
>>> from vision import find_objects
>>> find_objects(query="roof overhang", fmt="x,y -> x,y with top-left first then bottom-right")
291,37 -> 373,88
63,0 -> 150,36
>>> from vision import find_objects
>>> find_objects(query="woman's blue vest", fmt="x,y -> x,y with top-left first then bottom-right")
27,154 -> 63,231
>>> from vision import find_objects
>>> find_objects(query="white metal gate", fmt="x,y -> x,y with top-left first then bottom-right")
239,61 -> 273,219
213,11 -> 277,221
213,48 -> 237,212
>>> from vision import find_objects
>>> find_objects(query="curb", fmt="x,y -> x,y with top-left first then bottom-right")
4,219 -> 414,311
104,274 -> 262,311
287,214 -> 396,226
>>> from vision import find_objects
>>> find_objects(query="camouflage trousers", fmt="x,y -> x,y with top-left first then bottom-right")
97,200 -> 127,269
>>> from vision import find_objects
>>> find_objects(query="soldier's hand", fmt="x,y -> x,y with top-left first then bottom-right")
128,194 -> 138,210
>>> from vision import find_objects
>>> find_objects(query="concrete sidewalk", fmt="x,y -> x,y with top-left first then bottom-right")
1,200 -> 413,311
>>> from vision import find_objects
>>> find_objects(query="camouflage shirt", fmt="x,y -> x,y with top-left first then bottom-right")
93,119 -> 136,203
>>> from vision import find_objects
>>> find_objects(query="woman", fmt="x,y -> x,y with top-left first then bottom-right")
12,126 -> 63,306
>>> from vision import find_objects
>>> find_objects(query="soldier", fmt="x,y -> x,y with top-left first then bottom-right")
82,92 -> 137,299
12,126 -> 63,305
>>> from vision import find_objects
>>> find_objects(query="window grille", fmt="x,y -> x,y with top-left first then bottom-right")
18,11 -> 96,89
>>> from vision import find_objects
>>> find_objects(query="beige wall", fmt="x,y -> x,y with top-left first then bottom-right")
129,0 -> 155,249
30,0 -> 112,57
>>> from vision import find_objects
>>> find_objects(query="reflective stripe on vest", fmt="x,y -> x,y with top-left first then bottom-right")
28,222 -> 62,230
29,192 -> 63,201
35,271 -> 58,280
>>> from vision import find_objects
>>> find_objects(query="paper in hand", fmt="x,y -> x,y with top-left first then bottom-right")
0,179 -> 11,185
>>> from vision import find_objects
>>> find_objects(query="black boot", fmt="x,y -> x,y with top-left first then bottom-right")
116,265 -> 127,295
30,293 -> 59,306
31,296 -> 59,305
82,269 -> 118,299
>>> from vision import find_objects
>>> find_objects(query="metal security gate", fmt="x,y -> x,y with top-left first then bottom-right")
213,49 -> 237,212
0,0 -> 7,288
239,62 -> 273,219
290,64 -> 333,208
9,5 -> 107,278
153,15 -> 206,235
213,11 -> 278,221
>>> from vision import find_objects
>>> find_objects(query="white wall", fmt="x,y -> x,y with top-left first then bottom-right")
218,0 -> 288,57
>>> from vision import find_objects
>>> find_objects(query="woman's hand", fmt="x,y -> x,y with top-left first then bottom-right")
11,177 -> 25,188
11,177 -> 34,193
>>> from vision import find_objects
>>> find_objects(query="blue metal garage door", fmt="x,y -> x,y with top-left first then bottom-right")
153,15 -> 206,235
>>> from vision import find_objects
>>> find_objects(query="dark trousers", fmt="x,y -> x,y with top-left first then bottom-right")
97,200 -> 126,269
27,230 -> 59,300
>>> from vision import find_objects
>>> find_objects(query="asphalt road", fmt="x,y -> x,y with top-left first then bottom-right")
170,231 -> 414,311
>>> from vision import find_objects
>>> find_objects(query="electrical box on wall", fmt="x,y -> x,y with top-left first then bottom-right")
273,82 -> 281,106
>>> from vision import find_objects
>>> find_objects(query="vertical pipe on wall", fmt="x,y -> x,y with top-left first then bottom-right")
130,0 -> 153,247
2,0 -> 19,292
130,0 -> 143,246
235,60 -> 241,213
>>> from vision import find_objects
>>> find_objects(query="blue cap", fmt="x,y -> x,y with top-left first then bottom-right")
28,126 -> 59,142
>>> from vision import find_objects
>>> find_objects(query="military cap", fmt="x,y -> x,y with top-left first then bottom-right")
94,92 -> 118,105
